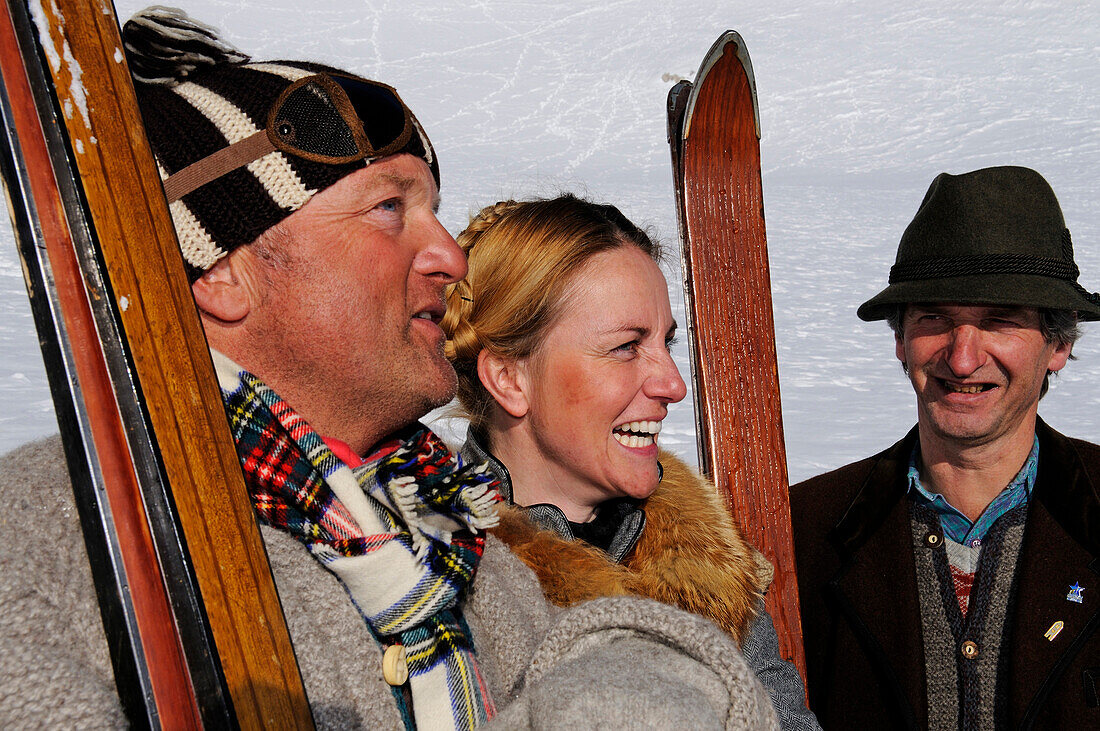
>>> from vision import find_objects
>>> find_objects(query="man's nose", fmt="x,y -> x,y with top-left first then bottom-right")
419,215 -> 467,283
945,324 -> 984,375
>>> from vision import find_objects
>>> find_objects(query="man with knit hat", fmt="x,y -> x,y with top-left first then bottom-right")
0,7 -> 778,729
791,165 -> 1100,728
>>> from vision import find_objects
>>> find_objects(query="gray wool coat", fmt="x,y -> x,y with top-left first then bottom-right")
0,436 -> 778,730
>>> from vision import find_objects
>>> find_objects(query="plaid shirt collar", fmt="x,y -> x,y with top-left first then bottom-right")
907,434 -> 1039,546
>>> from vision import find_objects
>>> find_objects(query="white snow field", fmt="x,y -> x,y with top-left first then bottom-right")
1,0 -> 1097,483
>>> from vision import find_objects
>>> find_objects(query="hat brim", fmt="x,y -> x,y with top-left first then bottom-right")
857,273 -> 1100,322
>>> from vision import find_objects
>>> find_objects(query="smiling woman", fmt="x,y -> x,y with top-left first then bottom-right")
484,243 -> 685,520
441,194 -> 819,729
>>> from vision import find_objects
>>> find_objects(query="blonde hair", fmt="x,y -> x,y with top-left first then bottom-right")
443,194 -> 661,431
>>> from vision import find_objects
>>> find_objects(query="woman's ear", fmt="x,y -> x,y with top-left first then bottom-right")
477,350 -> 530,419
191,253 -> 250,324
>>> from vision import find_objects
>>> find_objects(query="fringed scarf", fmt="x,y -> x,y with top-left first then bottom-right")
213,352 -> 500,730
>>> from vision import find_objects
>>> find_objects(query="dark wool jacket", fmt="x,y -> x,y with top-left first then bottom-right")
463,433 -> 821,730
791,419 -> 1100,730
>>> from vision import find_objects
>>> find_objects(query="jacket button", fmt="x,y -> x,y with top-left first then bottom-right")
926,533 -> 940,546
961,640 -> 979,659
383,644 -> 408,685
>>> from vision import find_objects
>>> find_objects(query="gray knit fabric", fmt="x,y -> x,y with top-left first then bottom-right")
911,505 -> 961,730
910,502 -> 1028,730
0,435 -> 778,729
0,438 -> 126,730
270,520 -> 780,730
515,596 -> 775,730
740,602 -> 820,730
971,512 -> 1026,729
259,524 -> 405,727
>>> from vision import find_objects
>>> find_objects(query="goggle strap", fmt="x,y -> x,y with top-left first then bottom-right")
163,129 -> 274,203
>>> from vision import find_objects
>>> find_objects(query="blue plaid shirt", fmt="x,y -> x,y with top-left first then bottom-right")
907,435 -> 1039,547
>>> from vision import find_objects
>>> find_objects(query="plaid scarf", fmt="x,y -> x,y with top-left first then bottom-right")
213,352 -> 499,730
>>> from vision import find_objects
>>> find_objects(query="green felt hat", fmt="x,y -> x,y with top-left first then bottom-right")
858,166 -> 1100,322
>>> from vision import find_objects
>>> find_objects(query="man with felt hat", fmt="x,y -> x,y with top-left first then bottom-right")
790,165 -> 1100,728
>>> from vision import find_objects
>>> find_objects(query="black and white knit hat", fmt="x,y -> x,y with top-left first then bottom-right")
123,7 -> 439,280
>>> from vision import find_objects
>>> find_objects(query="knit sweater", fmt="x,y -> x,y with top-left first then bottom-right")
0,435 -> 779,729
911,502 -> 1028,730
463,434 -> 818,729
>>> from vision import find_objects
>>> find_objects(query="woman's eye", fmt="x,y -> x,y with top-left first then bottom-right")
614,341 -> 639,355
665,335 -> 680,352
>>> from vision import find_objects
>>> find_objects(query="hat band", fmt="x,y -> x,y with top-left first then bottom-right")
889,254 -> 1080,284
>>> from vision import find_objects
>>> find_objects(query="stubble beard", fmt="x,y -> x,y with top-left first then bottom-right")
368,334 -> 458,439
913,373 -> 1031,452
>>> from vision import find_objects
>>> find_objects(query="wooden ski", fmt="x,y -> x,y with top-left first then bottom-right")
0,0 -> 311,726
668,31 -> 806,680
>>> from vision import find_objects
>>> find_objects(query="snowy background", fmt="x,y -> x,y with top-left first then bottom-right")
1,0 -> 1097,483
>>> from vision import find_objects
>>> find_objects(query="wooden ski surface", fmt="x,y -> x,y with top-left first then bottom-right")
669,31 -> 806,680
0,0 -> 312,726
0,3 -> 205,725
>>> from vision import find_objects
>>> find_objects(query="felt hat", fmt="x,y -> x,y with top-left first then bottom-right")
858,165 -> 1100,321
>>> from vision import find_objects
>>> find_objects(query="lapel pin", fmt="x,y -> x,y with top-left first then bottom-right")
1067,582 -> 1085,604
1045,621 -> 1064,641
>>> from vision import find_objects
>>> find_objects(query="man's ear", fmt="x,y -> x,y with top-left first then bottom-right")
477,350 -> 530,419
191,253 -> 250,324
1047,339 -> 1073,374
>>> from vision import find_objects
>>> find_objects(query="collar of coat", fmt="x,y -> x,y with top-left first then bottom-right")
829,418 -> 1100,560
462,431 -> 772,643
462,429 -> 645,561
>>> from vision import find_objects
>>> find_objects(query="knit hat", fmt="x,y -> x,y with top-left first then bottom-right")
858,165 -> 1100,322
122,7 -> 439,280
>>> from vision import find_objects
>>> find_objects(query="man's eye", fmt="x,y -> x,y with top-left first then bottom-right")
915,314 -> 948,327
377,198 -> 401,212
614,341 -> 639,354
665,335 -> 680,352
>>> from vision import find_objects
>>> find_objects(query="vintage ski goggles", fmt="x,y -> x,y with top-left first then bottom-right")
163,73 -> 433,203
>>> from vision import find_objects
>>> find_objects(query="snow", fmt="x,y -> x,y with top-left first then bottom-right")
29,0 -> 93,132
1,0 -> 1097,483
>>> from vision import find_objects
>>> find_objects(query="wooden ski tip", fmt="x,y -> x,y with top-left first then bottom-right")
682,30 -> 761,141
666,79 -> 692,144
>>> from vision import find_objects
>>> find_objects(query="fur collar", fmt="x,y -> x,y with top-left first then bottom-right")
490,450 -> 771,643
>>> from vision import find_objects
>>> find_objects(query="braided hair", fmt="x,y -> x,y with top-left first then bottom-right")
442,194 -> 661,432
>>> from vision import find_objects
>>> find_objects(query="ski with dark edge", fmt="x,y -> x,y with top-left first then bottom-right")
0,0 -> 312,725
668,31 -> 807,680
